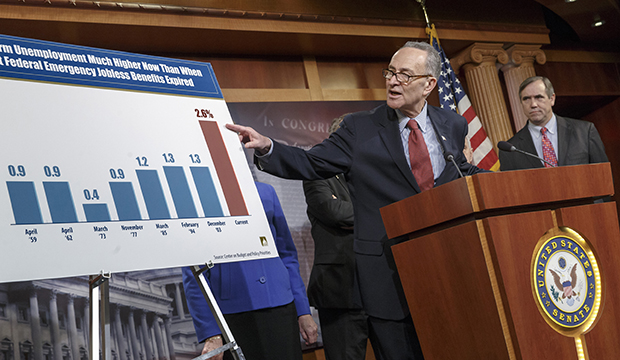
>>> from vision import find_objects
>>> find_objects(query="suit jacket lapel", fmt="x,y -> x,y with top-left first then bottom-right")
377,107 -> 421,192
516,125 -> 544,168
556,116 -> 570,166
427,106 -> 448,155
428,106 -> 461,185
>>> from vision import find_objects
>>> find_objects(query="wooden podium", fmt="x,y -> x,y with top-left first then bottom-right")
381,163 -> 620,360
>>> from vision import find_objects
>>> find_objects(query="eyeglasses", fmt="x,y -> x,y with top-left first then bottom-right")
382,69 -> 431,85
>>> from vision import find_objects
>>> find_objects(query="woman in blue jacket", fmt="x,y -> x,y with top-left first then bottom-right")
182,182 -> 317,360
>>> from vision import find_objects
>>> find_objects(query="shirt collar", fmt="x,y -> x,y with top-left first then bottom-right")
398,102 -> 429,133
528,113 -> 557,138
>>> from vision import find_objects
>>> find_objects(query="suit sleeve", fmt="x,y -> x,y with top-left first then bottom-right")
181,266 -> 221,342
499,150 -> 518,171
458,151 -> 488,175
255,115 -> 356,181
588,123 -> 609,163
303,179 -> 354,229
259,183 -> 311,317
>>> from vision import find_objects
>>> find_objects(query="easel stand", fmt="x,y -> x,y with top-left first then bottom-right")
190,265 -> 245,360
89,273 -> 111,360
88,267 -> 244,360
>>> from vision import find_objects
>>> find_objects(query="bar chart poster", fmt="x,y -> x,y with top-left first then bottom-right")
0,34 -> 277,283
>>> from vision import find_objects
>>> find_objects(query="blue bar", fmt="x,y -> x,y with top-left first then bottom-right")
83,204 -> 111,222
190,167 -> 224,217
43,182 -> 78,223
6,181 -> 43,224
164,166 -> 198,219
109,182 -> 142,221
136,169 -> 170,220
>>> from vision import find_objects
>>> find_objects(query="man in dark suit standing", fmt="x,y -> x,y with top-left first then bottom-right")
500,76 -> 608,170
303,115 -> 368,360
226,41 -> 484,360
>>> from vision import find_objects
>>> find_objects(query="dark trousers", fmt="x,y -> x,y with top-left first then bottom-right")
223,302 -> 302,360
318,308 -> 369,360
367,314 -> 424,360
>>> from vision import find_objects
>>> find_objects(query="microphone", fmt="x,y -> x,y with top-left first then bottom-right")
445,152 -> 464,178
497,141 -> 556,167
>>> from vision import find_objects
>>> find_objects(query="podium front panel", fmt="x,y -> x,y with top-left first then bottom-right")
392,220 -> 511,360
485,210 -> 578,360
389,164 -> 619,360
557,202 -> 620,360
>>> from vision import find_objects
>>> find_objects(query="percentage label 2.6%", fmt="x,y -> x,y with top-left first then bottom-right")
195,109 -> 214,118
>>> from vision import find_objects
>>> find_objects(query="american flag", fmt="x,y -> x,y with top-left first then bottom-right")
428,25 -> 500,171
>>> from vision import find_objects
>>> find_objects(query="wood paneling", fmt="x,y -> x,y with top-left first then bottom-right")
484,210 -> 578,359
556,203 -> 620,360
534,61 -> 620,96
584,97 -> 620,233
202,58 -> 308,89
94,0 -> 545,26
317,60 -> 385,89
392,221 -> 511,360
544,50 -> 620,63
321,89 -> 385,102
0,0 -> 549,59
221,89 -> 312,103
471,163 -> 614,210
182,56 -> 390,102
387,164 -> 620,359
381,164 -> 614,240
381,177 -> 475,239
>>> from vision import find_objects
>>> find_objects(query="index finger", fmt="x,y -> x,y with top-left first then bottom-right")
225,123 -> 244,133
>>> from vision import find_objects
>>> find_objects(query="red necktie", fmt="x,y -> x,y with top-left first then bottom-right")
541,127 -> 557,167
407,119 -> 434,191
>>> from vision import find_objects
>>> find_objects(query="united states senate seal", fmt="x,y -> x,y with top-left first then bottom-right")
530,227 -> 604,336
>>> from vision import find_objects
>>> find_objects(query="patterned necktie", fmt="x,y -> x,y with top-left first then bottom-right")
407,119 -> 434,191
541,127 -> 558,167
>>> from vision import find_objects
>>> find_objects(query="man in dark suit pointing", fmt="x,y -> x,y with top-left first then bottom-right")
500,76 -> 608,170
226,41 -> 484,360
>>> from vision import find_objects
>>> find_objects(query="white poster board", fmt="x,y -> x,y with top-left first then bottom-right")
0,34 -> 277,283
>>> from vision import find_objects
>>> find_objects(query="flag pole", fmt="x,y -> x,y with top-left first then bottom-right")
413,0 -> 501,171
415,0 -> 439,45
415,0 -> 432,28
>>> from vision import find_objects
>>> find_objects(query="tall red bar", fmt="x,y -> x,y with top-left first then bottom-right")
199,121 -> 249,216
